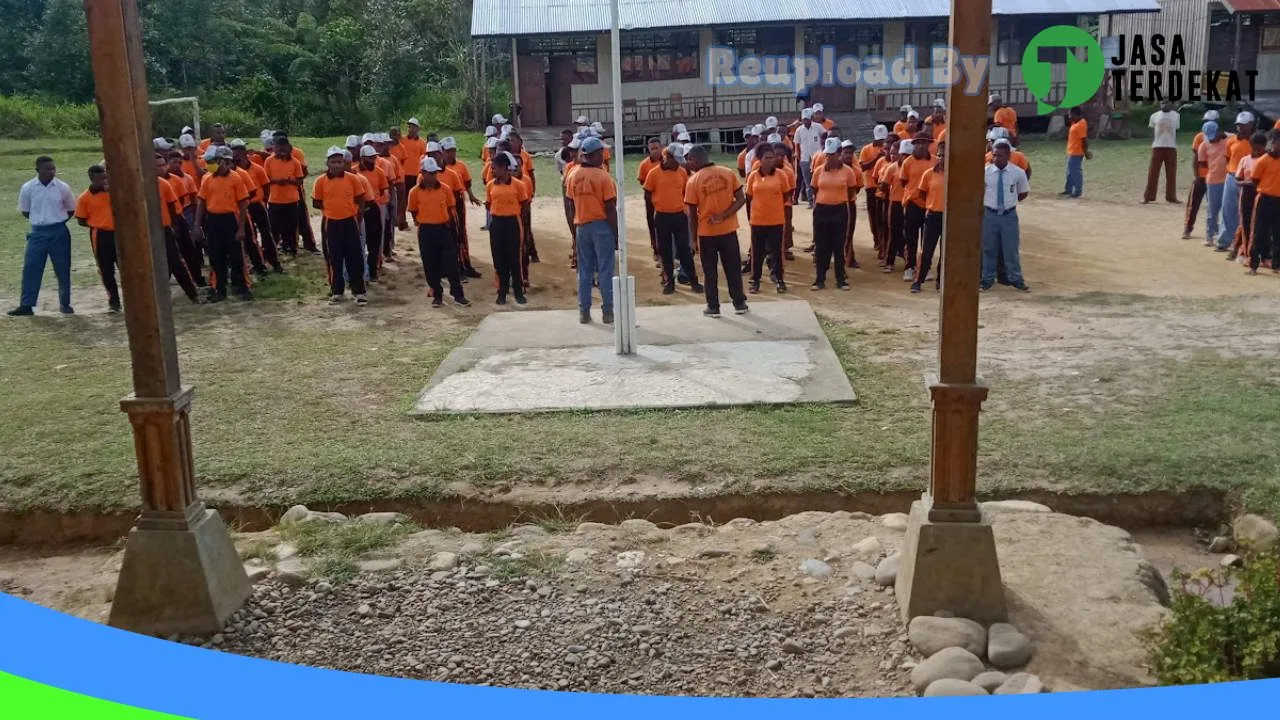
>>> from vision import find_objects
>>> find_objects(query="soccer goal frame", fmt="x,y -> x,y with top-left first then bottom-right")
148,96 -> 200,139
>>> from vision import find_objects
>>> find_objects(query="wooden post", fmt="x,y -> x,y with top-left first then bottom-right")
85,0 -> 248,635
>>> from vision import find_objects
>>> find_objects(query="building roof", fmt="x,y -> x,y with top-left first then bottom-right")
471,0 -> 1161,37
1221,0 -> 1280,11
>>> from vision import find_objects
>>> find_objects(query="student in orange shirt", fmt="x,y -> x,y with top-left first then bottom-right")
839,139 -> 863,269
1197,121 -> 1230,248
859,127 -> 888,255
913,144 -> 947,294
684,144 -> 747,317
559,138 -> 581,269
198,123 -> 227,154
1062,107 -> 1090,198
1217,112 -> 1257,250
398,118 -> 427,231
408,157 -> 470,306
357,145 -> 390,281
898,137 -> 933,282
262,137 -> 306,258
441,137 -> 483,279
505,131 -> 539,267
644,144 -> 702,295
179,134 -> 207,182
1231,131 -> 1267,262
231,139 -> 281,276
313,147 -> 370,305
810,138 -> 859,290
744,145 -> 793,294
74,165 -> 121,311
486,152 -> 533,306
1183,110 -> 1219,239
638,138 -> 665,264
163,149 -> 207,287
1244,130 -> 1280,274
153,154 -> 202,304
880,141 -> 907,272
565,138 -> 618,322
989,95 -> 1018,141
194,146 -> 252,302
738,127 -> 758,178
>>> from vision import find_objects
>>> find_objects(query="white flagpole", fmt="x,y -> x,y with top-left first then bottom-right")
610,0 -> 635,354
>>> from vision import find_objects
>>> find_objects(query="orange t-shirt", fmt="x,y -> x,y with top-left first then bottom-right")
162,174 -> 189,210
358,165 -> 390,205
883,163 -> 905,203
809,152 -> 826,174
447,160 -> 472,188
780,164 -> 796,207
1198,139 -> 1231,184
811,164 -> 858,205
858,144 -> 881,171
398,136 -> 427,177
230,167 -> 257,204
376,156 -> 400,186
1066,120 -> 1088,156
636,156 -> 662,185
245,163 -> 270,202
157,177 -> 180,227
486,177 -> 531,218
901,156 -> 933,208
920,167 -> 946,213
565,165 -> 617,225
994,107 -> 1018,135
407,182 -> 456,224
745,168 -> 791,227
892,120 -> 908,136
737,148 -> 750,175
198,172 -> 249,215
869,157 -> 889,197
1191,132 -> 1207,178
1251,153 -> 1280,197
438,166 -> 463,194
1227,135 -> 1252,174
311,172 -> 368,221
683,164 -> 741,237
643,166 -> 689,214
75,189 -> 114,231
181,157 -> 206,180
263,156 -> 304,205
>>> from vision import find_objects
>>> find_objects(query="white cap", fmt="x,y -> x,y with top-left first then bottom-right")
933,98 -> 946,108
326,145 -> 345,158
672,123 -> 687,134
426,141 -> 441,153
1204,110 -> 1220,121
900,104 -> 912,113
153,137 -> 173,151
407,117 -> 421,126
260,131 -> 274,148
181,126 -> 194,135
568,138 -> 582,150
801,108 -> 814,120
992,127 -> 1010,139
441,137 -> 457,150
576,115 -> 589,124
591,121 -> 605,132
898,140 -> 914,154
873,125 -> 889,141
907,110 -> 920,119
752,123 -> 766,136
992,138 -> 1012,150
823,137 -> 840,154
985,129 -> 998,141
214,146 -> 234,160
421,157 -> 441,173
840,139 -> 855,149
492,114 -> 507,125
501,124 -> 514,134
1236,111 -> 1255,125
360,145 -> 377,158
228,138 -> 247,149
677,131 -> 691,142
343,150 -> 353,162
666,142 -> 686,160
812,103 -> 824,112
765,116 -> 778,129
988,94 -> 1000,104
203,147 -> 217,162
179,134 -> 197,149
485,125 -> 497,137
743,125 -> 755,136
681,142 -> 693,155
362,132 -> 375,144
503,151 -> 519,169
485,137 -> 499,149
345,135 -> 360,148
767,133 -> 782,144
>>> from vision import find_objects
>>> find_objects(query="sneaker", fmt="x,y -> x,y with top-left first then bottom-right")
1012,283 -> 1031,293
784,251 -> 795,261
882,265 -> 893,274
903,268 -> 915,282
579,310 -> 591,324
59,305 -> 75,314
733,303 -> 749,315
329,294 -> 343,304
431,297 -> 444,308
810,282 -> 824,290
1181,232 -> 1193,240
749,282 -> 760,294
209,293 -> 226,304
690,282 -> 705,293
514,294 -> 527,305
776,283 -> 787,294
1227,249 -> 1239,261
1204,239 -> 1215,247
979,282 -> 992,292
910,282 -> 922,294
602,311 -> 614,325
454,296 -> 471,307
496,293 -> 507,305
704,307 -> 721,318
1214,246 -> 1229,253
465,268 -> 482,279
7,306 -> 33,316
108,301 -> 122,313
837,282 -> 851,291
662,284 -> 676,295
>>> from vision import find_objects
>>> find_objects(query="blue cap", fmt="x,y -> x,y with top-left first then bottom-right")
581,137 -> 605,154
1202,121 -> 1219,140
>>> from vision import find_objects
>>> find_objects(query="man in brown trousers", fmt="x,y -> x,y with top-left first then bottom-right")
1144,100 -> 1180,204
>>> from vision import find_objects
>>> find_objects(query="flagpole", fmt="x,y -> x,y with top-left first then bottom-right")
610,0 -> 635,354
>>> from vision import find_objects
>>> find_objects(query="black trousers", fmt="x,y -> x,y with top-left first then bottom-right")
644,195 -> 659,258
455,197 -> 474,271
1251,194 -> 1280,271
844,199 -> 858,267
268,202 -> 299,255
295,199 -> 318,252
1184,177 -> 1207,235
654,211 -> 698,287
418,223 -> 464,300
886,201 -> 905,266
520,203 -> 535,284
173,214 -> 205,284
699,232 -> 747,310
326,216 -> 365,296
489,215 -> 523,296
750,225 -> 784,284
1240,184 -> 1258,254
902,202 -> 926,271
363,204 -> 384,280
247,202 -> 278,271
90,228 -> 120,305
204,213 -> 247,295
866,194 -> 882,252
163,226 -> 200,302
813,203 -> 848,286
918,211 -> 944,286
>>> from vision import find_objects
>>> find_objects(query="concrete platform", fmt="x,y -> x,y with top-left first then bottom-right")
413,300 -> 856,415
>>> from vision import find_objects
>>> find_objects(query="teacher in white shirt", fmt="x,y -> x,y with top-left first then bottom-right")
10,156 -> 77,316
1144,100 -> 1181,204
981,140 -> 1031,293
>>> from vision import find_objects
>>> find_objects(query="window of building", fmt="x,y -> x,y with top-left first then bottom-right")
518,36 -> 598,83
805,24 -> 884,59
996,17 -> 1073,65
906,20 -> 950,69
619,31 -> 700,82
715,27 -> 794,57
1263,21 -> 1280,52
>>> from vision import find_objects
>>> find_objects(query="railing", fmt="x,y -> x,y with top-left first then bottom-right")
867,82 -> 1068,112
572,92 -> 798,127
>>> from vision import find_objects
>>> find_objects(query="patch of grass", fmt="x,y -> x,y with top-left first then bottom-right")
310,556 -> 359,586
1018,137 -> 1153,206
486,550 -> 565,582
250,265 -> 327,301
278,521 -> 415,558
239,539 -> 276,562
750,548 -> 777,564
527,507 -> 588,534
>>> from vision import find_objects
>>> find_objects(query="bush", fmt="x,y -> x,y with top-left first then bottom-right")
0,95 -> 99,138
1146,552 -> 1280,685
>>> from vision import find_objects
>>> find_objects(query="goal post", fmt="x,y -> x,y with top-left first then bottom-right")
148,96 -> 200,139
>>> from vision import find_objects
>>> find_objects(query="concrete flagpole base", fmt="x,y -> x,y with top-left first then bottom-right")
108,508 -> 250,636
613,274 -> 636,355
894,495 -> 1008,624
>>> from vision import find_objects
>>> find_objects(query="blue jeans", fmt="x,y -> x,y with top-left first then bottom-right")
575,220 -> 614,313
1205,182 -> 1225,243
20,223 -> 73,309
1064,155 -> 1084,196
981,209 -> 1023,286
1218,173 -> 1239,249
798,162 -> 814,205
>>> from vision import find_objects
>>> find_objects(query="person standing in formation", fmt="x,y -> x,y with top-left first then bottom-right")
1183,110 -> 1218,239
1062,106 -> 1090,198
744,143 -> 793,294
397,118 -> 427,232
231,139 -> 282,276
1230,131 -> 1268,264
313,147 -> 370,306
194,146 -> 253,302
981,140 -> 1030,293
74,165 -> 121,312
484,151 -> 531,307
1144,100 -> 1180,204
792,108 -> 824,209
638,138 -> 664,264
153,154 -> 203,305
440,137 -> 483,279
1217,112 -> 1256,252
810,137 -> 858,291
684,144 -> 748,318
356,144 -> 389,283
859,126 -> 889,260
643,143 -> 702,295
160,145 -> 206,287
263,136 -> 306,257
408,157 -> 470,306
1197,121 -> 1229,248
839,139 -> 861,269
1244,130 -> 1280,275
899,137 -> 933,283
565,137 -> 618,324
913,142 -> 946,294
879,141 -> 906,273
10,156 -> 76,316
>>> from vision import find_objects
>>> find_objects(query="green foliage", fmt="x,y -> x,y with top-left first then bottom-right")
1146,553 -> 1280,685
0,95 -> 99,138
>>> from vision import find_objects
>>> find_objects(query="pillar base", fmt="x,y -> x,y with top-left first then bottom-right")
895,496 -> 1007,624
108,508 -> 249,636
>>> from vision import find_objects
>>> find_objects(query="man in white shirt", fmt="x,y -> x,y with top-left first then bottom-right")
981,140 -> 1031,293
10,156 -> 77,316
1145,100 -> 1181,204
792,108 -> 824,209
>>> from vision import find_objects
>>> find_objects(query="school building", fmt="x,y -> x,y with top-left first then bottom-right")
470,0 -> 1159,149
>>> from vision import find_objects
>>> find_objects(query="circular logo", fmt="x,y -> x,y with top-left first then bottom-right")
1022,25 -> 1104,115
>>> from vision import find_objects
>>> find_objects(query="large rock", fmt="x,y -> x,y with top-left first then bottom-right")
849,561 -> 877,582
428,551 -> 459,571
910,647 -> 985,691
355,512 -> 411,526
909,616 -> 987,657
875,553 -> 900,586
274,558 -> 308,586
1233,514 -> 1279,552
993,672 -> 1045,695
982,500 -> 1051,514
279,505 -> 310,525
849,536 -> 884,561
971,671 -> 1009,693
565,548 -> 597,564
800,559 -> 832,579
923,679 -> 988,697
987,623 -> 1033,668
880,513 -> 909,531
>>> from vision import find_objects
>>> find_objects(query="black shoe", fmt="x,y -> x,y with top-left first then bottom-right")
579,311 -> 591,324
108,301 -> 122,313
431,297 -> 444,307
1012,282 -> 1031,293
837,282 -> 851,291
454,296 -> 471,307
465,268 -> 482,279
602,311 -> 614,325
910,282 -> 922,294
677,274 -> 692,286
514,294 -> 527,305
704,307 -> 721,318
784,251 -> 796,261
7,306 -> 33,316
496,293 -> 508,305
529,253 -> 540,264
209,293 -> 226,304
733,303 -> 749,315
662,284 -> 676,295
690,282 -> 705,293
238,290 -> 254,301
253,268 -> 269,278
996,278 -> 1012,286
979,282 -> 992,292
776,283 -> 787,294
195,277 -> 208,287
749,282 -> 760,294
59,305 -> 75,315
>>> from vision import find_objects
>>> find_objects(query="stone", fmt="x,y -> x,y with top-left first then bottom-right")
800,559 -> 832,579
780,639 -> 806,654
511,524 -> 550,538
355,512 -> 411,526
934,610 -> 955,618
987,623 -> 1033,668
981,500 -> 1051,514
616,551 -> 645,569
895,500 -> 1007,624
849,561 -> 877,582
908,616 -> 987,657
764,659 -> 783,671
1207,536 -> 1236,554
832,626 -> 858,640
357,603 -> 372,616
1221,554 -> 1243,568
274,543 -> 299,561
673,522 -> 713,536
993,672 -> 1044,695
972,671 -> 1008,692
850,536 -> 884,560
620,519 -> 659,534
697,548 -> 733,558
459,541 -> 485,556
357,558 -> 404,573
909,647 -> 985,691
428,552 -> 459,571
306,511 -> 348,524
314,581 -> 333,594
874,553 -> 900,586
1233,514 -> 1279,552
880,513 -> 909,531
565,548 -> 597,564
513,619 -> 532,629
923,679 -> 987,697
575,522 -> 613,534
243,564 -> 272,583
274,558 -> 308,586
279,505 -> 311,525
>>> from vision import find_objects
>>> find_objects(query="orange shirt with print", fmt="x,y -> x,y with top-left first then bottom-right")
407,182 -> 456,224
811,164 -> 858,205
883,163 -> 905,203
399,136 -> 427,177
1066,120 -> 1088,156
263,156 -> 304,205
358,165 -> 390,205
919,168 -> 946,213
486,177 -> 531,218
643,166 -> 689,214
76,190 -> 114,231
198,172 -> 249,214
683,164 -> 741,237
566,165 -> 617,225
745,168 -> 790,226
1227,135 -> 1252,174
311,172 -> 367,221
1251,153 -> 1280,197
994,107 -> 1018,135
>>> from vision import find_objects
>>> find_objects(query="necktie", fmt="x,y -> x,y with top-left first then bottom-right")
996,168 -> 1006,212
